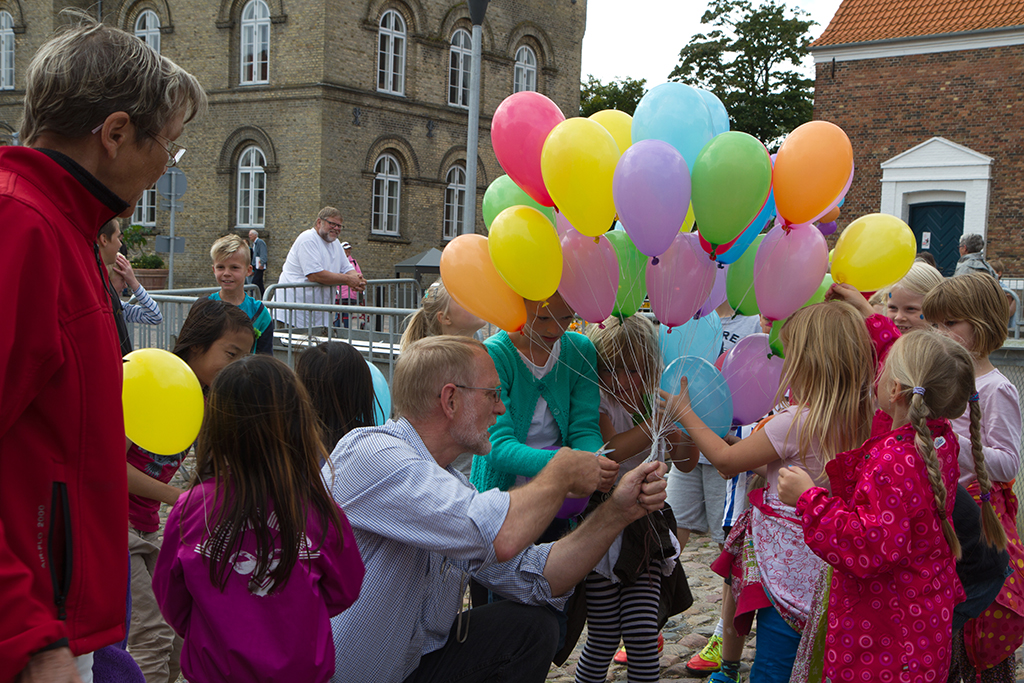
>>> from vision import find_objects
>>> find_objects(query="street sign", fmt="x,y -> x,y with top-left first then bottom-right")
156,167 -> 187,200
159,200 -> 184,211
155,236 -> 185,254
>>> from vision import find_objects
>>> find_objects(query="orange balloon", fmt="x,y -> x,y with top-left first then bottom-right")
440,234 -> 526,332
821,205 -> 841,223
774,121 -> 853,225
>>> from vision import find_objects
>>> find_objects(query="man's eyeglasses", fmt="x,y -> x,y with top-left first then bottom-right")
322,220 -> 344,231
89,123 -> 185,167
451,384 -> 503,405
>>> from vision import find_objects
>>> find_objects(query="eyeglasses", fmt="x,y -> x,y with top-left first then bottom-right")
451,384 -> 503,405
322,220 -> 344,231
147,130 -> 186,167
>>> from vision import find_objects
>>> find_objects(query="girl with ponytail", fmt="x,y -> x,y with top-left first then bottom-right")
778,330 -> 979,682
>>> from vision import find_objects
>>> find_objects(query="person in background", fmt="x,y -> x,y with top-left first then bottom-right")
955,234 -> 998,279
247,229 -> 268,297
96,218 -> 163,356
296,341 -> 378,454
338,241 -> 363,329
208,234 -> 273,355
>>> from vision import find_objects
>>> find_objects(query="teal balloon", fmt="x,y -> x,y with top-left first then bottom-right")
632,82 -> 715,171
659,314 -> 723,368
483,175 -> 556,230
605,230 -> 647,318
661,355 -> 733,438
366,360 -> 391,426
696,88 -> 730,136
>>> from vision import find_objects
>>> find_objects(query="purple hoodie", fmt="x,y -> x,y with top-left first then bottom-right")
153,479 -> 364,683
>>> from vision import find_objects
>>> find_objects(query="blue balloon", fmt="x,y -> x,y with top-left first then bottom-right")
366,360 -> 392,426
659,313 -> 723,368
632,83 -> 715,172
696,88 -> 730,136
661,356 -> 733,438
713,188 -> 776,265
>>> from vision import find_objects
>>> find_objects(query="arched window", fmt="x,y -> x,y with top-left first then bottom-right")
513,45 -> 536,93
237,146 -> 267,228
240,0 -> 270,85
134,10 -> 161,53
372,153 -> 401,235
377,10 -> 405,95
133,189 -> 157,227
0,11 -> 14,91
448,28 -> 472,108
443,165 -> 466,240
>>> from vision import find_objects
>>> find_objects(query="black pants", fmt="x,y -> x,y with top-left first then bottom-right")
251,268 -> 265,297
404,601 -> 558,683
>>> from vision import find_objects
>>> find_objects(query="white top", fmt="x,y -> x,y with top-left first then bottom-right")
722,314 -> 761,353
952,368 -> 1022,485
274,228 -> 354,328
519,339 -> 562,450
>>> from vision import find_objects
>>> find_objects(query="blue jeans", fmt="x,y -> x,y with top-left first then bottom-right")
749,606 -> 801,683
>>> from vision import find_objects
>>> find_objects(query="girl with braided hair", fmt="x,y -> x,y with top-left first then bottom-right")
778,330 -> 984,682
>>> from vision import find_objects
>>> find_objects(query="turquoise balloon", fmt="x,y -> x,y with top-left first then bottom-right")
696,88 -> 730,136
366,360 -> 391,426
661,355 -> 733,438
632,82 -> 715,172
659,314 -> 723,369
605,230 -> 647,318
482,175 -> 556,230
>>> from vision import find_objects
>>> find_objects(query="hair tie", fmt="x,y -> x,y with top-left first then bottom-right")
912,387 -> 926,396
969,392 -> 980,402
980,491 -> 992,503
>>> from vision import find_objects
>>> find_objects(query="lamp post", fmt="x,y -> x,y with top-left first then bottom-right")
462,0 -> 489,235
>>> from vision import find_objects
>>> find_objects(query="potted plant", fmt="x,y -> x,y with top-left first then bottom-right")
122,224 -> 168,290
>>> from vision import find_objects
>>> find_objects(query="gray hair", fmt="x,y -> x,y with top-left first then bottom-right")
20,11 -> 207,145
960,233 -> 985,254
392,336 -> 485,421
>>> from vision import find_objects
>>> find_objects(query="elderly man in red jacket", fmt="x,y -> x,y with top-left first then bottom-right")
0,16 -> 205,683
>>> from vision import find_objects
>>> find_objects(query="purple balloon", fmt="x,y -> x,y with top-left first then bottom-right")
753,223 -> 828,323
558,229 -> 619,324
646,232 -> 716,330
817,220 -> 837,236
697,264 -> 729,318
721,333 -> 784,425
613,139 -> 691,259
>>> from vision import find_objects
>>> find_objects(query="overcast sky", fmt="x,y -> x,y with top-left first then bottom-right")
580,0 -> 846,88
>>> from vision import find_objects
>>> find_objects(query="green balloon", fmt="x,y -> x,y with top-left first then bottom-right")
482,175 -> 556,230
606,230 -> 647,318
725,234 -> 764,317
691,131 -> 773,247
767,273 -> 834,358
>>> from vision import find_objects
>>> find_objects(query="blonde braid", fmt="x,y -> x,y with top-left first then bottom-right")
908,394 -> 962,560
969,398 -> 1008,550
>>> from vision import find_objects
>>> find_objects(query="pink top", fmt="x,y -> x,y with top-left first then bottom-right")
762,406 -> 828,494
951,368 -> 1022,485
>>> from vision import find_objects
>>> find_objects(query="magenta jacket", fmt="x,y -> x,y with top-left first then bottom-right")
797,421 -> 964,682
153,480 -> 364,683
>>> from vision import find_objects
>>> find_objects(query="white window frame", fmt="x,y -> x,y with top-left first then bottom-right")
443,165 -> 466,240
133,188 -> 157,227
236,146 -> 267,229
377,10 -> 405,95
0,11 -> 14,91
134,10 -> 161,54
240,0 -> 270,85
372,153 -> 401,235
513,45 -> 537,93
448,28 -> 472,108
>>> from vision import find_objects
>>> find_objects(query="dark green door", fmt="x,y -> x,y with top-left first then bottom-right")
909,202 -> 964,277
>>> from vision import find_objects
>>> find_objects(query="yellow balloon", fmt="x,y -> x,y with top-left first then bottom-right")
589,109 -> 633,155
682,203 -> 696,232
831,213 -> 916,292
122,349 -> 204,455
488,205 -> 563,301
541,117 -> 619,237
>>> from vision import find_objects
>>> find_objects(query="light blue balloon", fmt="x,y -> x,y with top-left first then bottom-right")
659,313 -> 723,368
632,82 -> 715,172
366,360 -> 392,426
713,188 -> 776,265
696,88 -> 730,136
661,355 -> 733,438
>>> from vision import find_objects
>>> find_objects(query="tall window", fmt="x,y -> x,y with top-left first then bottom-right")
448,29 -> 471,108
237,146 -> 266,228
0,12 -> 14,91
372,154 -> 401,235
133,188 -> 157,227
377,10 -> 405,95
240,0 -> 270,85
513,46 -> 536,93
443,165 -> 466,240
134,10 -> 161,53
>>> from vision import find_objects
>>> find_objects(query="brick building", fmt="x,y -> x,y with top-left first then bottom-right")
811,0 -> 1024,276
0,0 -> 586,286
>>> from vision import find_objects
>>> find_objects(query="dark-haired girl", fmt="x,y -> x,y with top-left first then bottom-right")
295,341 -> 377,453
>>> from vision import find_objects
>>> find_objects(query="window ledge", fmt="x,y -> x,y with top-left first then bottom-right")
369,233 -> 410,245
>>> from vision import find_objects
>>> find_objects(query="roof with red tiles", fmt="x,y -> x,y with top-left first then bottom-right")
812,0 -> 1024,47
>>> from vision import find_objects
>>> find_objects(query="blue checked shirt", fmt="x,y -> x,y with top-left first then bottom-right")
324,418 -> 566,683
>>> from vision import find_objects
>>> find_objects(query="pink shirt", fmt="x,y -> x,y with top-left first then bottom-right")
952,368 -> 1022,485
762,405 -> 829,494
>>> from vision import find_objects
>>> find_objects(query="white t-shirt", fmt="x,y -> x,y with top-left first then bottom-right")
513,340 -> 561,486
722,314 -> 761,353
274,228 -> 354,328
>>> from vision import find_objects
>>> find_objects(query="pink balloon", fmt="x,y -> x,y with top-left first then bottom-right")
558,230 -> 619,324
753,223 -> 828,322
491,92 -> 565,208
696,264 -> 729,318
721,333 -> 784,425
646,232 -> 716,330
555,211 -> 573,237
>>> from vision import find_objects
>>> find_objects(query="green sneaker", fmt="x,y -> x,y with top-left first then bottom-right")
685,634 -> 723,676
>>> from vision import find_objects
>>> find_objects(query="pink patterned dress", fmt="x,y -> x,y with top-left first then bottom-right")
796,420 -> 965,682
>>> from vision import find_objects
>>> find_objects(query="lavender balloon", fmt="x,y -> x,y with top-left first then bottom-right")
613,139 -> 691,259
818,220 -> 838,236
721,333 -> 784,425
646,232 -> 716,330
753,223 -> 828,323
558,229 -> 619,324
697,264 -> 729,318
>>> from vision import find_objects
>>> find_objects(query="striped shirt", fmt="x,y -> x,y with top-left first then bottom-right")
324,418 -> 564,683
122,285 -> 162,324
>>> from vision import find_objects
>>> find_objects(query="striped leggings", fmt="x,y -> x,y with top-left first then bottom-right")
574,568 -> 662,683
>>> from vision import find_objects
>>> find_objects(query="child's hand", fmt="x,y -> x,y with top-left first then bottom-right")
777,466 -> 815,507
824,282 -> 874,318
113,253 -> 140,291
659,376 -> 693,425
596,455 -> 620,493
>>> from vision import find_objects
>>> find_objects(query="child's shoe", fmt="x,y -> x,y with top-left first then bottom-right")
612,632 -> 664,664
685,633 -> 723,676
708,671 -> 741,683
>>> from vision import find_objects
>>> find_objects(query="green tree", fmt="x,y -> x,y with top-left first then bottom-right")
669,0 -> 814,147
579,75 -> 647,117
